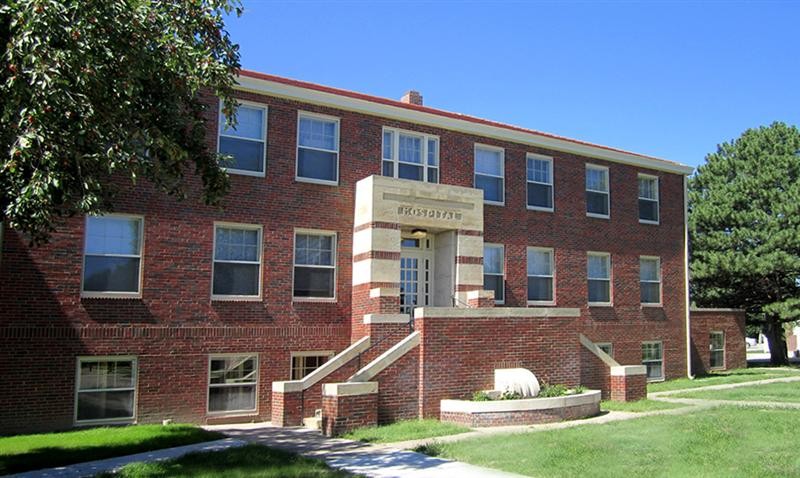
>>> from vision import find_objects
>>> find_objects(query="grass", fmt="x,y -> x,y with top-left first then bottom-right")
420,407 -> 800,477
648,367 -> 800,393
674,380 -> 800,403
0,424 -> 223,475
102,444 -> 350,477
341,419 -> 470,444
600,399 -> 686,413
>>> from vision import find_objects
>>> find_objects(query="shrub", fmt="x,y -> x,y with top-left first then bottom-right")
538,382 -> 568,398
472,391 -> 492,401
413,441 -> 444,457
573,385 -> 587,394
500,390 -> 523,400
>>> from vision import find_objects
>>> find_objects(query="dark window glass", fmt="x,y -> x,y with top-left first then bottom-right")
527,277 -> 553,302
293,268 -> 335,298
83,257 -> 140,292
484,274 -> 504,302
528,183 -> 553,209
639,199 -> 659,222
213,263 -> 259,296
219,137 -> 264,173
297,148 -> 337,182
586,191 -> 609,216
475,175 -> 503,203
588,279 -> 610,303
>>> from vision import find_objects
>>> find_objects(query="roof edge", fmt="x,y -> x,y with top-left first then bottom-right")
236,70 -> 694,176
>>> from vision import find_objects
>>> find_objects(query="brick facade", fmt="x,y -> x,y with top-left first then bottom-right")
321,391 -> 378,437
689,309 -> 747,375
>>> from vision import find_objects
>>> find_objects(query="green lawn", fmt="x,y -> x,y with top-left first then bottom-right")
600,399 -> 686,413
0,424 -> 223,475
342,419 -> 469,444
648,367 -> 800,393
421,407 -> 800,477
103,444 -> 350,477
675,381 -> 800,403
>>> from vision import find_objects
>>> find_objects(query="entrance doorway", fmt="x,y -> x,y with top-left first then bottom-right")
400,237 -> 434,315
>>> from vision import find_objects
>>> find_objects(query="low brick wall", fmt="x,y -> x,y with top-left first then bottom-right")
610,372 -> 647,402
321,383 -> 378,437
690,309 -> 746,374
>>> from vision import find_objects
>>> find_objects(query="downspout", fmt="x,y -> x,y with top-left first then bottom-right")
683,175 -> 694,379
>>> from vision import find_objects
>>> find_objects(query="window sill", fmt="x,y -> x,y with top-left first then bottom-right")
527,301 -> 556,307
641,303 -> 663,308
527,206 -> 554,213
81,292 -> 142,300
293,297 -> 337,303
586,213 -> 610,220
483,200 -> 505,207
295,177 -> 339,187
225,167 -> 266,178
646,377 -> 665,383
75,417 -> 136,427
639,219 -> 660,226
206,410 -> 258,418
588,302 -> 613,307
211,296 -> 263,302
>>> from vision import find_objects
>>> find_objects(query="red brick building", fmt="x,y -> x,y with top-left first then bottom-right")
0,71 -> 744,434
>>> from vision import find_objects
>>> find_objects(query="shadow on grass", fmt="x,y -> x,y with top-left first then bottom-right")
0,426 -> 223,475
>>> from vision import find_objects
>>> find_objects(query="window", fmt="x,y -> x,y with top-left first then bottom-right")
82,215 -> 143,297
483,244 -> 505,303
526,154 -> 553,210
638,175 -> 659,223
587,252 -> 611,305
527,247 -> 554,304
474,145 -> 504,204
218,102 -> 267,175
596,343 -> 613,357
293,231 -> 336,299
212,224 -> 262,299
642,342 -> 664,381
710,332 -> 725,369
297,112 -> 339,184
208,355 -> 258,414
75,357 -> 136,423
382,128 -> 439,183
640,257 -> 661,305
586,165 -> 610,217
290,352 -> 334,380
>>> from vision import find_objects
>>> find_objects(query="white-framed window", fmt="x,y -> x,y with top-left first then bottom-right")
639,256 -> 662,305
586,165 -> 610,218
217,101 -> 267,176
587,252 -> 611,305
293,230 -> 337,300
596,343 -> 613,357
638,174 -> 659,224
526,154 -> 553,211
75,357 -> 137,424
290,351 -> 334,380
474,144 -> 505,205
296,112 -> 339,184
527,247 -> 555,304
710,331 -> 725,370
483,244 -> 505,304
212,223 -> 262,299
208,354 -> 258,415
382,128 -> 439,183
82,215 -> 144,298
642,341 -> 664,381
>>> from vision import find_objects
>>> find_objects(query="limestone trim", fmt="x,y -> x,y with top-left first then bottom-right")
353,221 -> 399,233
363,314 -> 410,325
610,365 -> 647,376
272,336 -> 371,393
323,381 -> 378,397
440,390 -> 601,413
579,334 -> 620,367
466,290 -> 494,300
414,307 -> 581,319
349,331 -> 421,382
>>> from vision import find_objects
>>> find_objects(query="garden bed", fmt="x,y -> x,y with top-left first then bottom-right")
440,390 -> 601,427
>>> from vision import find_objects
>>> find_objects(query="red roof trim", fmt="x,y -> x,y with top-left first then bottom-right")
239,69 -> 680,166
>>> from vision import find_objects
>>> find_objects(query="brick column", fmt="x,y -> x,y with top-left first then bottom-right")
466,290 -> 495,308
321,382 -> 378,437
271,382 -> 304,427
610,366 -> 647,402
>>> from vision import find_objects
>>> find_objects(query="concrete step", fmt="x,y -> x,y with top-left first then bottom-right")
303,410 -> 322,430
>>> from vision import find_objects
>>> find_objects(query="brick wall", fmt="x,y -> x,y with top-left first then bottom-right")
441,401 -> 599,428
689,309 -> 747,375
610,373 -> 647,401
321,392 -> 378,437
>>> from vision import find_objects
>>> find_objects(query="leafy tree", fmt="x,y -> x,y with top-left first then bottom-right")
1,0 -> 242,244
689,122 -> 800,365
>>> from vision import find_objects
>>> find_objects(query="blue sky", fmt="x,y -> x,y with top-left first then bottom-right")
225,1 -> 799,169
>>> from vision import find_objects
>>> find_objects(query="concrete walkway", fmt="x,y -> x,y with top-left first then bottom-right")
7,438 -> 246,478
207,423 -> 523,478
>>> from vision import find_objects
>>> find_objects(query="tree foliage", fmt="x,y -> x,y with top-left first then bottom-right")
1,0 -> 242,243
689,122 -> 800,364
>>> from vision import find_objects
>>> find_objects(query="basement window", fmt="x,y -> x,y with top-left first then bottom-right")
642,341 -> 664,381
710,332 -> 725,369
208,355 -> 258,414
290,352 -> 334,380
75,357 -> 137,424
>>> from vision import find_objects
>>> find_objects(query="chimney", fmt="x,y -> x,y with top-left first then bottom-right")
401,90 -> 423,106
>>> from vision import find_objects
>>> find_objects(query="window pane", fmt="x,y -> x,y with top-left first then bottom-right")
83,256 -> 140,292
299,117 -> 336,150
219,105 -> 264,140
215,228 -> 259,262
298,148 -> 337,181
645,362 -> 662,380
427,139 -> 438,166
484,274 -> 504,302
219,137 -> 265,173
77,391 -> 134,421
640,258 -> 659,281
527,249 -> 552,276
382,160 -> 394,177
639,199 -> 659,222
483,246 -> 503,274
293,267 -> 335,297
210,357 -> 257,384
586,191 -> 609,215
586,168 -> 608,191
295,234 -> 334,266
711,333 -> 725,350
86,217 -> 141,255
640,282 -> 660,303
527,158 -> 551,183
638,177 -> 657,199
399,135 -> 422,164
398,163 -> 423,181
527,183 -> 553,209
475,174 -> 503,202
528,277 -> 553,302
588,279 -> 610,303
588,255 -> 609,279
382,131 -> 393,159
213,263 -> 259,296
79,361 -> 134,390
427,168 -> 438,184
642,343 -> 662,361
208,385 -> 256,413
475,148 -> 502,176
